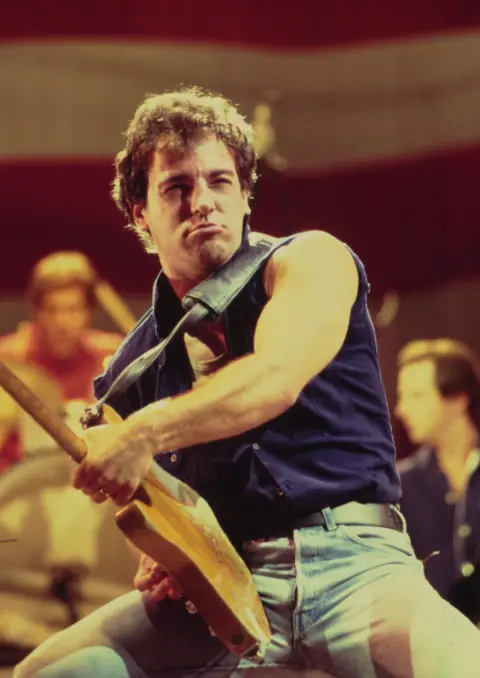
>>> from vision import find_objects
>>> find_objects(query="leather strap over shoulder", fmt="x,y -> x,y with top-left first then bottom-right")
182,235 -> 290,319
82,235 -> 291,426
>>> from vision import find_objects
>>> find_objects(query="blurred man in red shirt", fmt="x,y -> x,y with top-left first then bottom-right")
0,251 -> 123,471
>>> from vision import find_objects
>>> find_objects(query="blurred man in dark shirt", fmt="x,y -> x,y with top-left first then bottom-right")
396,338 -> 480,623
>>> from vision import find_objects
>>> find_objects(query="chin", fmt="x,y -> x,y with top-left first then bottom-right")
411,431 -> 432,446
403,426 -> 423,446
198,238 -> 234,271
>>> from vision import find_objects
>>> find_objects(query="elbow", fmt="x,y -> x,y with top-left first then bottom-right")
266,377 -> 299,416
250,354 -> 301,420
279,383 -> 299,412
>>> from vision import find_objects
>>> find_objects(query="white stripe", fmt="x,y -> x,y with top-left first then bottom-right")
1,32 -> 480,168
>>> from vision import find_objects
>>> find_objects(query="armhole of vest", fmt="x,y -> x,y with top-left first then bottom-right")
255,235 -> 297,305
345,247 -> 370,314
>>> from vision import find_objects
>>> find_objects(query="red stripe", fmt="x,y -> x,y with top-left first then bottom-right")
2,146 -> 479,296
2,1 -> 480,48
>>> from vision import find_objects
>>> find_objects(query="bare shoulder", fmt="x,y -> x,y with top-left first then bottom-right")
264,230 -> 358,298
84,329 -> 124,357
0,324 -> 32,359
274,230 -> 352,263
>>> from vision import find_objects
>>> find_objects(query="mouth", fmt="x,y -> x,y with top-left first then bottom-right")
188,223 -> 225,237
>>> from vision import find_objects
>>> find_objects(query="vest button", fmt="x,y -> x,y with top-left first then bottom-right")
252,443 -> 260,451
457,524 -> 471,539
461,561 -> 475,577
169,453 -> 178,463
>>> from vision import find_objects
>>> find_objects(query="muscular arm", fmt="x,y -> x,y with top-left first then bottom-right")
123,231 -> 359,454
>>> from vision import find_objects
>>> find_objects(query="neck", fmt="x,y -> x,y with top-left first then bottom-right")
32,325 -> 81,362
167,277 -> 200,300
434,416 -> 479,491
162,266 -> 206,301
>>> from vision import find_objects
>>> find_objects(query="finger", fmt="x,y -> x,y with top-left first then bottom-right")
110,484 -> 136,507
134,570 -> 165,591
90,490 -> 109,504
80,474 -> 124,499
72,463 -> 103,493
71,465 -> 85,489
137,555 -> 161,575
138,552 -> 155,571
96,477 -> 126,498
149,578 -> 173,602
133,554 -> 165,587
134,567 -> 167,591
134,575 -> 152,592
166,581 -> 183,600
149,577 -> 181,602
72,461 -> 97,489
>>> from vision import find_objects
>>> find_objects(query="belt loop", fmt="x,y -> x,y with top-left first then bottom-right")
322,507 -> 337,531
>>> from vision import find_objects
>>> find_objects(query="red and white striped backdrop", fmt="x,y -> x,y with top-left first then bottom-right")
1,1 -> 480,296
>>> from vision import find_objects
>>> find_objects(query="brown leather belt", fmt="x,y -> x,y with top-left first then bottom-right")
263,502 -> 404,539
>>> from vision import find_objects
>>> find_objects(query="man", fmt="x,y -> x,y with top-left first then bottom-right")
0,252 -> 123,470
395,338 -> 480,623
15,88 -> 480,678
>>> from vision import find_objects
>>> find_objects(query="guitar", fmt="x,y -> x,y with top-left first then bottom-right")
0,360 -> 271,661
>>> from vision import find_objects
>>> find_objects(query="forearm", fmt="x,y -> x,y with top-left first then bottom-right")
122,352 -> 294,455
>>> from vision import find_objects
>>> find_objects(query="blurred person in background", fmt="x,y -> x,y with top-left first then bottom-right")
0,252 -> 123,471
0,254 -> 135,662
396,338 -> 480,624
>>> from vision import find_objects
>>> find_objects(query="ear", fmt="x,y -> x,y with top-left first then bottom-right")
132,203 -> 149,231
448,392 -> 469,416
241,189 -> 251,215
456,393 -> 469,415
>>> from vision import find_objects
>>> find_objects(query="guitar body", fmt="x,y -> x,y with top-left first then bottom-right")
114,465 -> 271,657
103,408 -> 271,659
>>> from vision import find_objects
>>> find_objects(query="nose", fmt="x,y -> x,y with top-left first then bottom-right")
190,179 -> 215,218
52,313 -> 72,332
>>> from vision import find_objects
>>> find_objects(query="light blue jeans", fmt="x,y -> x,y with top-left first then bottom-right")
15,514 -> 480,678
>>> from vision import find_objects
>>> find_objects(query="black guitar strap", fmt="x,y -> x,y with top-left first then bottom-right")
82,234 -> 292,425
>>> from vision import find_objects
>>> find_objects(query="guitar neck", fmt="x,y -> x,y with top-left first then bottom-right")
0,361 -> 86,464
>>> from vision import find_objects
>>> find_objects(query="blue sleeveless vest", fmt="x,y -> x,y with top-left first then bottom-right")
94,239 -> 400,542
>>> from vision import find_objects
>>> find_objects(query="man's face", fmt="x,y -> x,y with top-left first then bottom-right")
133,135 -> 249,286
34,285 -> 93,359
395,359 -> 455,445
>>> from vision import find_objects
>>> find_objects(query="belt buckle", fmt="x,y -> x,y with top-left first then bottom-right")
321,507 -> 337,531
387,504 -> 404,532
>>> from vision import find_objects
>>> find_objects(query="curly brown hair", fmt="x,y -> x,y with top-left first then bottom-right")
112,86 -> 257,253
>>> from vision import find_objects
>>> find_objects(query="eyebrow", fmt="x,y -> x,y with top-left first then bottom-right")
158,169 -> 236,189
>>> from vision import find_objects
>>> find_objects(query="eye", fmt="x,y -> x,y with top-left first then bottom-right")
164,184 -> 189,195
212,178 -> 232,186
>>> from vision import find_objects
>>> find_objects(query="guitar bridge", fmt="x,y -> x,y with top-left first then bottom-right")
80,403 -> 104,429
